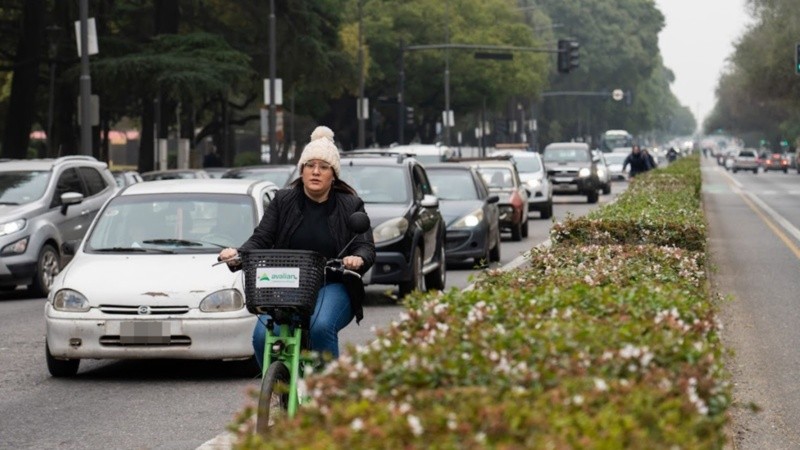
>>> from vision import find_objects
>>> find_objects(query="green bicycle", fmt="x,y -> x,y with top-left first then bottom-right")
240,213 -> 370,434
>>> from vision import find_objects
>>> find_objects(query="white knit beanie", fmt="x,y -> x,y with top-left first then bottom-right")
297,126 -> 340,177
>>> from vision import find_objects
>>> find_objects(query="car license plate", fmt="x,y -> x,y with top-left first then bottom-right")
119,321 -> 170,344
554,177 -> 573,183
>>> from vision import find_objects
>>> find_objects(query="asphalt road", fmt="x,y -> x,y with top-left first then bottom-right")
0,184 -> 624,450
704,160 -> 800,449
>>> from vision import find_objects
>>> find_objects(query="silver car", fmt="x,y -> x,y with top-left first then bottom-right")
44,179 -> 276,376
0,156 -> 117,296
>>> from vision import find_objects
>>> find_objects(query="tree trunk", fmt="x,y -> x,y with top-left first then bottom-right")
139,97 -> 155,172
1,0 -> 45,159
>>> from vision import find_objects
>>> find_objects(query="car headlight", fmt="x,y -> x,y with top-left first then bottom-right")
52,289 -> 90,312
525,179 -> 542,189
200,289 -> 244,312
579,168 -> 591,178
597,167 -> 606,178
373,217 -> 408,244
452,208 -> 484,228
0,219 -> 25,237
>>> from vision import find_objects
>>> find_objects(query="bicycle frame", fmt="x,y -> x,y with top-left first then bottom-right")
263,322 -> 314,417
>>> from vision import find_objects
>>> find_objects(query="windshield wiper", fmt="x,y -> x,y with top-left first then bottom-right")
0,201 -> 20,205
142,238 -> 226,248
93,247 -> 175,254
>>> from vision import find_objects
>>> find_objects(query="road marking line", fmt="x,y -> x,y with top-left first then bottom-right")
717,168 -> 800,260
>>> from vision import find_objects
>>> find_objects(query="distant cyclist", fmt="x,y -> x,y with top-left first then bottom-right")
622,144 -> 652,178
218,126 -> 375,368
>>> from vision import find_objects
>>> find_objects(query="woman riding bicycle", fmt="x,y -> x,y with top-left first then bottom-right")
218,126 -> 375,368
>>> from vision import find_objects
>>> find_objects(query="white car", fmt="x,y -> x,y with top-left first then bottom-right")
44,179 -> 277,377
488,150 -> 553,219
603,152 -> 628,180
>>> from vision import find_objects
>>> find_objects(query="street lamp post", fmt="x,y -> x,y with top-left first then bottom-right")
268,0 -> 277,164
357,0 -> 365,148
78,0 -> 92,155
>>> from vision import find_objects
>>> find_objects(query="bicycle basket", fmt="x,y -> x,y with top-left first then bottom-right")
241,249 -> 326,315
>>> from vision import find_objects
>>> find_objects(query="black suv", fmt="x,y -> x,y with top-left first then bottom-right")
338,153 -> 446,297
543,142 -> 602,204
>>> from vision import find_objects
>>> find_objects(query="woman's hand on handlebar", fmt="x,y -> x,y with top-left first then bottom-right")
342,255 -> 364,271
218,247 -> 240,267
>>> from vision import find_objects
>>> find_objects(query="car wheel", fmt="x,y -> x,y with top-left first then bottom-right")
540,201 -> 553,220
587,190 -> 599,204
510,221 -> 522,241
602,183 -> 611,195
399,247 -> 423,298
521,217 -> 529,238
425,243 -> 446,291
30,244 -> 60,297
489,229 -> 501,262
46,342 -> 79,377
732,169 -> 738,173
783,168 -> 788,174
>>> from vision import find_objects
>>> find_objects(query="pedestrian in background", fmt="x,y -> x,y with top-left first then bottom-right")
622,144 -> 652,178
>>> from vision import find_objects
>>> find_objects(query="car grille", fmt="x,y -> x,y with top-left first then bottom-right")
99,335 -> 192,346
98,304 -> 190,315
549,169 -> 578,177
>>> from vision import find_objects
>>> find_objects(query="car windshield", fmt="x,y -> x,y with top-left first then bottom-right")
739,150 -> 756,157
511,156 -> 541,172
225,168 -> 293,186
477,167 -> 514,189
427,169 -> 479,200
85,193 -> 256,253
338,165 -> 409,204
604,153 -> 627,164
543,148 -> 589,163
0,170 -> 51,205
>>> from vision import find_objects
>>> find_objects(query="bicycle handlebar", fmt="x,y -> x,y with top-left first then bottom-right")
213,253 -> 361,279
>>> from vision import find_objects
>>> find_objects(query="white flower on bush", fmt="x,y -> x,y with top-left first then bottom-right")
594,378 -> 608,392
407,415 -> 424,436
686,377 -> 709,415
351,418 -> 365,431
447,413 -> 458,431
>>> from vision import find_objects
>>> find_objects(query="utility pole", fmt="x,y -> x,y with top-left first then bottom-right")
78,0 -> 91,155
357,0 -> 365,148
443,0 -> 451,146
268,0 -> 277,164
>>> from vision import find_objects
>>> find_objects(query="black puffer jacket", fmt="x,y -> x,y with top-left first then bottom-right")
238,184 -> 375,323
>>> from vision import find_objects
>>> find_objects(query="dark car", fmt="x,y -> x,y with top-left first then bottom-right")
337,154 -> 446,297
222,164 -> 297,187
543,142 -> 601,203
425,164 -> 501,267
762,152 -> 789,173
461,158 -> 530,241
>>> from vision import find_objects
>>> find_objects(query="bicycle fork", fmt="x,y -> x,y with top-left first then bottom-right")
262,324 -> 304,417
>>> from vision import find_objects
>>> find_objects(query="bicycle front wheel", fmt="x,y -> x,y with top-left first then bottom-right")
256,361 -> 290,434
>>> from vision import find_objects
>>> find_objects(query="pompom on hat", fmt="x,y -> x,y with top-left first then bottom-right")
297,126 -> 340,177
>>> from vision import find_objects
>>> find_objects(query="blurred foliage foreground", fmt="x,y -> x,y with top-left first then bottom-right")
232,156 -> 729,449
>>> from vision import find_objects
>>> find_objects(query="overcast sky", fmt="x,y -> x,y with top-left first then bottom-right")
655,0 -> 752,130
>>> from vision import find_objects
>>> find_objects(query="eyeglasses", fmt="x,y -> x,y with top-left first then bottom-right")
303,162 -> 332,172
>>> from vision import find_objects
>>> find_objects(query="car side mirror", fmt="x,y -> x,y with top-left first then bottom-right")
421,194 -> 439,208
486,195 -> 499,204
60,192 -> 84,215
61,239 -> 80,256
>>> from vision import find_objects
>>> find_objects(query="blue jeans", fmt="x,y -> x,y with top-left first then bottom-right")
252,282 -> 354,370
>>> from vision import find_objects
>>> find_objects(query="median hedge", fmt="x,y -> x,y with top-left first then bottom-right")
232,155 -> 729,449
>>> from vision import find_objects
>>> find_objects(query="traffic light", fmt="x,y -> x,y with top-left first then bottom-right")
557,39 -> 580,74
796,42 -> 800,74
567,40 -> 580,72
557,39 -> 569,73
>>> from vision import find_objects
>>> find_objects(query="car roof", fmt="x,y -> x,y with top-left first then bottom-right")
227,164 -> 295,171
0,156 -> 107,171
544,142 -> 590,150
141,168 -> 207,175
117,178 -> 276,196
340,154 -> 416,166
424,163 -> 472,170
